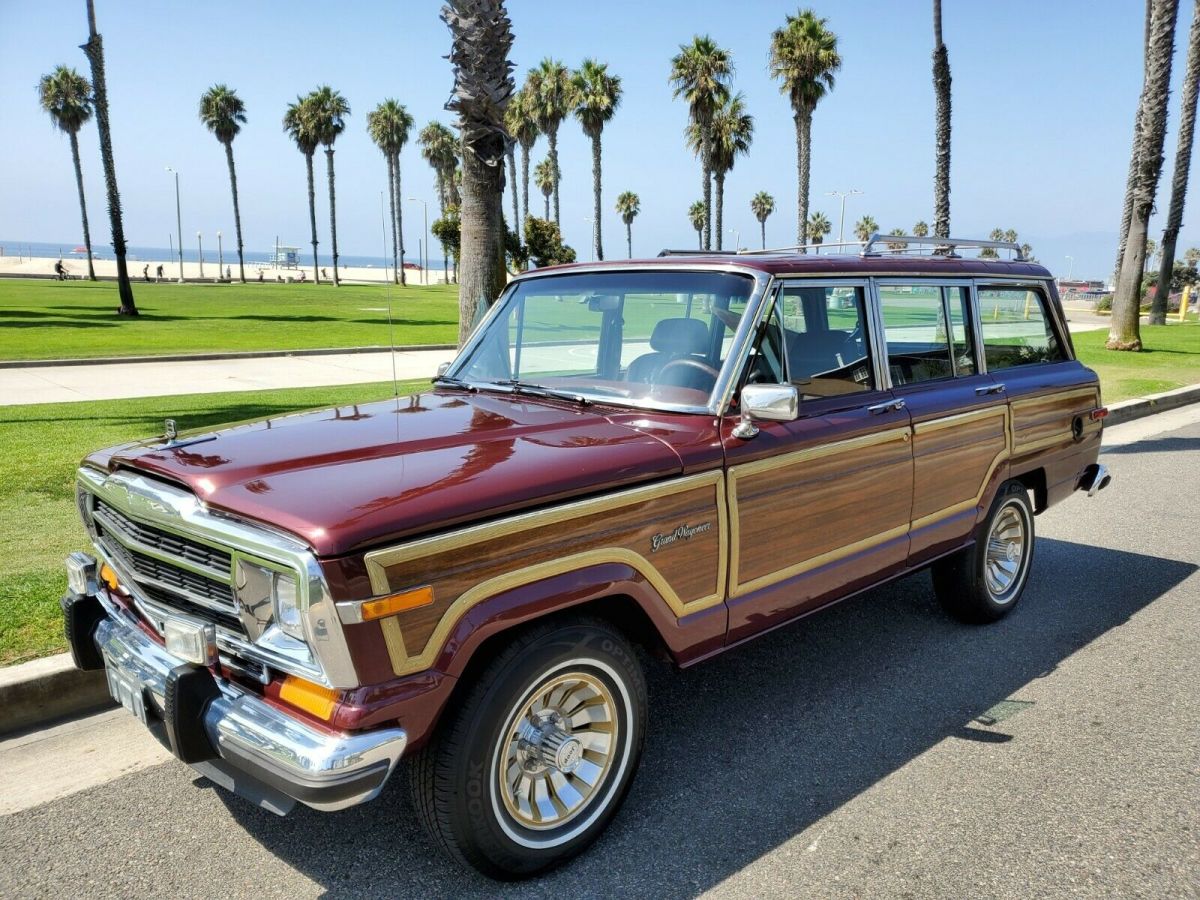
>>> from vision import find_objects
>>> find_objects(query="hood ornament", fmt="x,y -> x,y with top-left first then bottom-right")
164,419 -> 178,442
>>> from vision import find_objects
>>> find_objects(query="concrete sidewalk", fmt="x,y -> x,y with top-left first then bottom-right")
0,347 -> 454,406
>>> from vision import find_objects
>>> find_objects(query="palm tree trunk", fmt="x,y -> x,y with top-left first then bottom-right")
626,220 -> 632,259
1152,0 -> 1200,324
393,151 -> 406,286
715,172 -> 725,251
68,130 -> 96,281
521,142 -> 531,235
544,193 -> 550,219
387,152 -> 400,284
304,151 -> 319,283
507,144 -> 520,239
549,127 -> 561,225
696,226 -> 703,250
1115,1 -> 1155,286
459,144 -> 506,344
932,0 -> 953,239
702,135 -> 713,251
223,141 -> 246,283
82,2 -> 136,314
591,132 -> 603,260
760,218 -> 766,250
325,148 -> 341,286
1110,0 -> 1180,350
796,112 -> 811,248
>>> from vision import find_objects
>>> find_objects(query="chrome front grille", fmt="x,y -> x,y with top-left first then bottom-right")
94,498 -> 231,574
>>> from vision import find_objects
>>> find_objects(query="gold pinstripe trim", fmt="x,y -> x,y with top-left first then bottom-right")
378,617 -> 408,673
912,405 -> 1005,434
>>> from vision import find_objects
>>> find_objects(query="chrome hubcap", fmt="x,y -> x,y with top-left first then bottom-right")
984,503 -> 1027,602
498,672 -> 618,830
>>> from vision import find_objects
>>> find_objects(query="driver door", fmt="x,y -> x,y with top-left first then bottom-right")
722,280 -> 915,642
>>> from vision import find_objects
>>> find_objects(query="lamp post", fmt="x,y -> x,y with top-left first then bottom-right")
1065,255 -> 1075,280
728,227 -> 740,252
826,189 -> 863,245
197,232 -> 204,279
217,230 -> 224,279
406,198 -> 429,285
165,166 -> 184,282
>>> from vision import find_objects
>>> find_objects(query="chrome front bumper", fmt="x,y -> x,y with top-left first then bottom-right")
89,601 -> 407,815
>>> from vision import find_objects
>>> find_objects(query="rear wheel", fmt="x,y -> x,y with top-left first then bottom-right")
933,480 -> 1035,623
409,617 -> 646,879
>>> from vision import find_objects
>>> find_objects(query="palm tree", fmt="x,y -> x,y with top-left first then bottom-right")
770,10 -> 841,248
698,92 -> 753,252
283,95 -> 321,282
1186,246 -> 1200,267
418,121 -> 456,212
533,158 -> 555,219
688,200 -> 706,249
38,66 -> 96,281
524,59 -> 573,225
442,0 -> 515,344
913,220 -> 930,237
750,191 -> 776,249
367,99 -> 414,284
854,215 -> 878,243
308,86 -> 349,286
809,211 -> 832,245
1152,0 -> 1200,324
1115,4 -> 1156,287
199,84 -> 248,282
81,0 -> 135,313
669,36 -> 733,250
505,89 -> 539,240
980,226 -> 1004,259
573,59 -> 622,261
932,0 -> 952,237
615,191 -> 640,258
885,227 -> 908,251
1111,0 -> 1179,350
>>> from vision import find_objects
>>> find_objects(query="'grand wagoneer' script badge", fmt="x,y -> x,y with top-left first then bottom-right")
650,521 -> 712,553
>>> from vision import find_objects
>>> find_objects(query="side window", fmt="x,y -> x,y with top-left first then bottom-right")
779,284 -> 875,398
744,295 -> 786,385
978,287 -> 1067,369
878,284 -> 953,385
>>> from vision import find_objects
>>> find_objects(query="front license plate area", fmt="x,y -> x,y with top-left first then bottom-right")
105,660 -> 148,726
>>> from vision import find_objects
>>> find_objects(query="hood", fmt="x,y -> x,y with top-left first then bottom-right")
88,391 -> 684,556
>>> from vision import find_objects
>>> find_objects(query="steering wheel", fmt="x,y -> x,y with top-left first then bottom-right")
653,358 -> 720,392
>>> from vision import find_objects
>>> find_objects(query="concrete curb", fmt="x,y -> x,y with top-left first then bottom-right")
0,653 -> 113,736
3,381 -> 1198,737
0,344 -> 458,370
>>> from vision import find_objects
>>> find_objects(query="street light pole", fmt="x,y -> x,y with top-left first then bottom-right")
166,166 -> 183,282
826,189 -> 863,245
729,227 -> 740,252
407,198 -> 429,285
197,232 -> 204,279
1065,255 -> 1075,280
217,230 -> 224,279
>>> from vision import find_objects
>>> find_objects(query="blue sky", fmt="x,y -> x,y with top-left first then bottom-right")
0,0 -> 1194,280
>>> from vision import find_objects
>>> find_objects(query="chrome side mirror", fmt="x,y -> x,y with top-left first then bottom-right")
436,361 -> 452,377
733,383 -> 798,439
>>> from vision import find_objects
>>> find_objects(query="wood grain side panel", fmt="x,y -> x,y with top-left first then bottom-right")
1011,387 -> 1099,455
368,474 -> 726,675
731,433 -> 912,593
911,410 -> 1008,523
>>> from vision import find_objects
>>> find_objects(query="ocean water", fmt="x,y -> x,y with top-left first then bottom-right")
0,239 -> 418,269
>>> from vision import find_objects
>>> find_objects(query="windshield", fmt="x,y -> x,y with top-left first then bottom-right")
448,270 -> 758,411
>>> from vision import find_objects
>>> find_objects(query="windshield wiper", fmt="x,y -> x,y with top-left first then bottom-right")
431,375 -> 478,392
495,379 -> 591,406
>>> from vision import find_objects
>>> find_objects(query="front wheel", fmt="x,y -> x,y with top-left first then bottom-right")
408,617 -> 646,879
933,480 -> 1035,623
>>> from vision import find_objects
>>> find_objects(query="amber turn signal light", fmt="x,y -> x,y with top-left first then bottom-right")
278,675 -> 340,721
99,563 -> 119,591
361,585 -> 434,622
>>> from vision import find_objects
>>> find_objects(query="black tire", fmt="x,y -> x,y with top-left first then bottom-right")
932,480 -> 1036,623
408,616 -> 647,879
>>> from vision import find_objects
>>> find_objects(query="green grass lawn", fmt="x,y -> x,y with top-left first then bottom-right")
0,278 -> 459,361
0,379 -> 423,665
1074,322 -> 1200,402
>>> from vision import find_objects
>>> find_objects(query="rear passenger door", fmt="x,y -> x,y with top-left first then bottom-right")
722,280 -> 914,642
873,280 -> 1009,565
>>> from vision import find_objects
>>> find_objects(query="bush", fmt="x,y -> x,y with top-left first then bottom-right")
1097,294 -> 1113,312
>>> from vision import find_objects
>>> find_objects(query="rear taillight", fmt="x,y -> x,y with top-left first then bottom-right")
1089,407 -> 1108,422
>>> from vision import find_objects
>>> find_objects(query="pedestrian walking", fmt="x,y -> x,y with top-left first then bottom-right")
156,264 -> 164,282
142,264 -> 150,282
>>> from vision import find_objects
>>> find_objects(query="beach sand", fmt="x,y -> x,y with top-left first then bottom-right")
0,254 -> 450,285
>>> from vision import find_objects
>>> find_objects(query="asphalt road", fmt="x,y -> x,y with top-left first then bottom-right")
2,407 -> 1197,899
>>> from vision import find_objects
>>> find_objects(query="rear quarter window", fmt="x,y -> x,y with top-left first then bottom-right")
978,286 -> 1067,369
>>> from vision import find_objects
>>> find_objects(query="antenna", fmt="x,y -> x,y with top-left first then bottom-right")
380,192 -> 400,408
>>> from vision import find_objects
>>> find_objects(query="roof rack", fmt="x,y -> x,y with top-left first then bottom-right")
656,249 -> 739,257
859,232 -> 1026,260
737,241 -> 864,256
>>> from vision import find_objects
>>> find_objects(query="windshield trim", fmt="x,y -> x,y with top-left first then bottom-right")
443,264 -> 774,416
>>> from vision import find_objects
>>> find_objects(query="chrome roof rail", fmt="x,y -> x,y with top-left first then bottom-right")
656,248 -> 740,257
737,241 -> 864,256
860,233 -> 1026,260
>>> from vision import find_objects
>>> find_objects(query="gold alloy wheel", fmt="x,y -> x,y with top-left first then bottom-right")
496,671 -> 619,830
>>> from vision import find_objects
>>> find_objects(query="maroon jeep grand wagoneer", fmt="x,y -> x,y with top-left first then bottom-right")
64,234 -> 1110,877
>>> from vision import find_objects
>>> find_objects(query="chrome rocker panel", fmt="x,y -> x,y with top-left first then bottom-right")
92,601 -> 407,814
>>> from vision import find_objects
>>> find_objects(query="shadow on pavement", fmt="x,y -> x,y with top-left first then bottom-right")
211,538 -> 1195,898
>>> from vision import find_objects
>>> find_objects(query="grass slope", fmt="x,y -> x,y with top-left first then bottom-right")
0,379 -> 422,665
0,279 -> 458,360
1074,322 -> 1200,402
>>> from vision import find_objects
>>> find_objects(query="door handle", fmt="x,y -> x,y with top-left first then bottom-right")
975,383 -> 1006,395
868,399 -> 906,414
